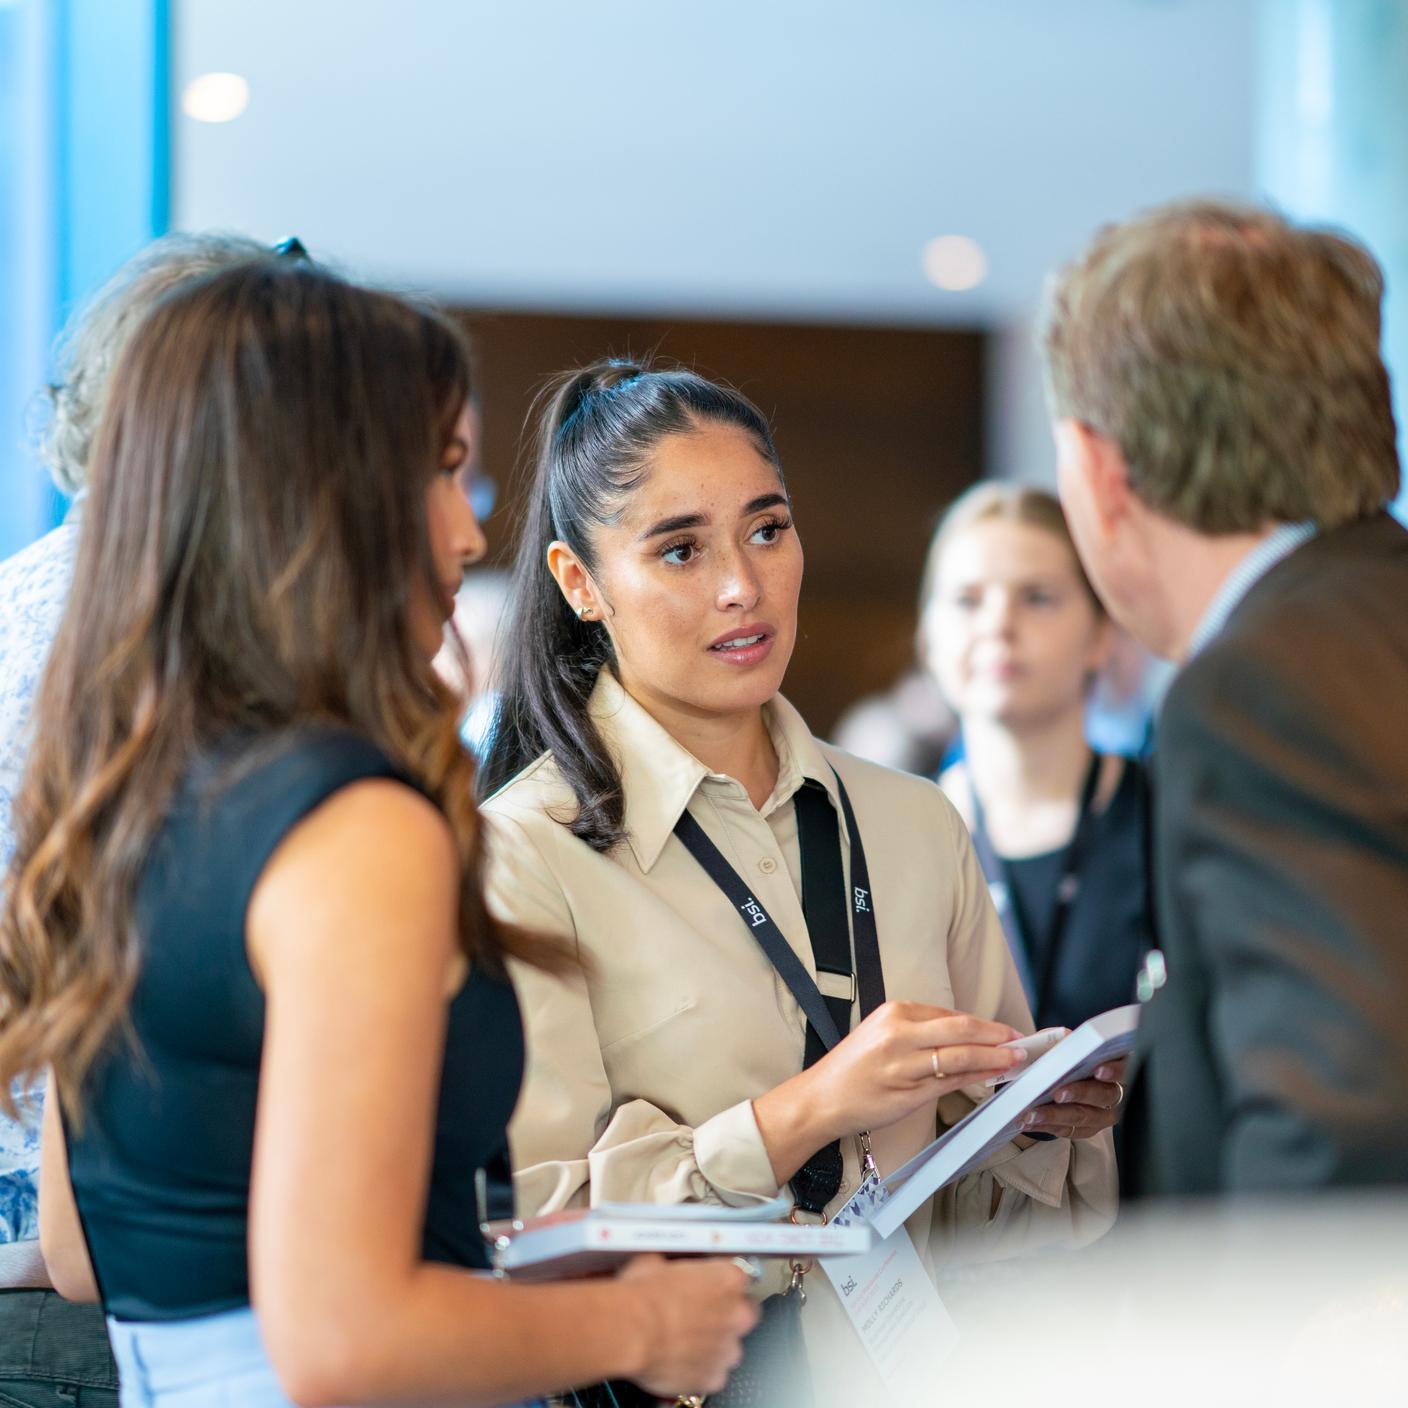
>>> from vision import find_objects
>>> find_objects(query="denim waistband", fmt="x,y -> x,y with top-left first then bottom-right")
107,1306 -> 289,1406
108,1304 -> 546,1408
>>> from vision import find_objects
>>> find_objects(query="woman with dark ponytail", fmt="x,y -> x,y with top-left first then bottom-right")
478,363 -> 631,837
481,360 -> 1123,1407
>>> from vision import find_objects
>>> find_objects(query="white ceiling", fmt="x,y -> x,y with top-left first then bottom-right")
172,0 -> 1259,328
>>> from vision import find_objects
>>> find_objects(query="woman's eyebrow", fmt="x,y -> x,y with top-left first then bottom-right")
637,493 -> 790,542
639,511 -> 708,541
743,492 -> 789,516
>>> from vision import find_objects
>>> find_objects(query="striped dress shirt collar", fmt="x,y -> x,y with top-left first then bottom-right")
1186,521 -> 1317,660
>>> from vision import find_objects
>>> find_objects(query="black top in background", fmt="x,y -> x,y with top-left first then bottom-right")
996,757 -> 1155,1033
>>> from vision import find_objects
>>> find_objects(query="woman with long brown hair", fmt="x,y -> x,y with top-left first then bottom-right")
0,262 -> 754,1407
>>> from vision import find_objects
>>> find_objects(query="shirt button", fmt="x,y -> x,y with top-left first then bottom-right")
759,857 -> 778,875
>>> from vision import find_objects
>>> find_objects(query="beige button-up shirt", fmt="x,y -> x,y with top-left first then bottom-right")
484,671 -> 1116,1391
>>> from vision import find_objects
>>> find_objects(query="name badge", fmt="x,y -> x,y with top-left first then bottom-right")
819,1171 -> 959,1393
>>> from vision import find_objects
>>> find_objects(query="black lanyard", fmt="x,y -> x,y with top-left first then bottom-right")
673,768 -> 885,1213
970,752 -> 1101,1017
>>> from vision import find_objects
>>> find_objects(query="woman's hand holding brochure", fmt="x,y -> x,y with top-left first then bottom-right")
1024,1054 -> 1127,1141
868,1004 -> 1138,1238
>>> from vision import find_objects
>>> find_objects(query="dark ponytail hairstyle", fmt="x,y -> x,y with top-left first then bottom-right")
480,358 -> 783,851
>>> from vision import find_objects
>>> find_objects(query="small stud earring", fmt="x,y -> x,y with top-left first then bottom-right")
578,605 -> 593,621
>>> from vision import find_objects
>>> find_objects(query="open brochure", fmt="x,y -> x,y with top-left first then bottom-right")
486,1195 -> 873,1280
868,1003 -> 1139,1239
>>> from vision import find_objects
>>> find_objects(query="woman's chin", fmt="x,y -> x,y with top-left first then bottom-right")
689,669 -> 789,718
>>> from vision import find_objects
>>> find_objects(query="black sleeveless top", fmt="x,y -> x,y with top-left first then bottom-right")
67,729 -> 524,1322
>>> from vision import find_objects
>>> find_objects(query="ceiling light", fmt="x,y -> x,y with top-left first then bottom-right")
922,235 -> 987,291
181,73 -> 250,124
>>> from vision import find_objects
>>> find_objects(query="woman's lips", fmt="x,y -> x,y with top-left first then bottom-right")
706,628 -> 775,667
977,658 -> 1023,681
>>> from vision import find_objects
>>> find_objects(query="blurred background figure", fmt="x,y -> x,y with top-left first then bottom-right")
434,567 -> 511,758
1084,627 -> 1173,760
833,545 -> 1169,776
830,668 -> 956,776
920,484 -> 1154,1035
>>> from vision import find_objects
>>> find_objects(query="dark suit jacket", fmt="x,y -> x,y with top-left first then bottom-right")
1124,511 -> 1408,1197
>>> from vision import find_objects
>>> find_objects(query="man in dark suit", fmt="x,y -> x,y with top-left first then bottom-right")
1038,199 -> 1408,1196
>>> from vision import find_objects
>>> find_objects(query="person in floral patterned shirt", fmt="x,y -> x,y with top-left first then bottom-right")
0,231 -> 264,1407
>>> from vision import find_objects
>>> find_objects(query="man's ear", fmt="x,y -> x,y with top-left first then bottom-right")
1055,419 -> 1132,539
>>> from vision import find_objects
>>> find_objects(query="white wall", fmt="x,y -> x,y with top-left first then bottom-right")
173,0 -> 1258,331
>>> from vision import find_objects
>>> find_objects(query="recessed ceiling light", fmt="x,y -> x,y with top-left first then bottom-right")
922,235 -> 987,291
181,72 -> 250,124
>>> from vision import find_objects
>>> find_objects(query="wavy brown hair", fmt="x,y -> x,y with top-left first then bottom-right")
0,259 -> 546,1121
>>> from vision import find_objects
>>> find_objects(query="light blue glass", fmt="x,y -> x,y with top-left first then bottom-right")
0,0 -> 168,558
1258,0 -> 1408,520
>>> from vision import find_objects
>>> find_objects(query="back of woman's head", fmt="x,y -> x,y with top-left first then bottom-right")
480,358 -> 781,850
0,260 -> 517,1118
74,257 -> 471,725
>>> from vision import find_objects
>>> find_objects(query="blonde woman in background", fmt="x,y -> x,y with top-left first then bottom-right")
920,483 -> 1155,1038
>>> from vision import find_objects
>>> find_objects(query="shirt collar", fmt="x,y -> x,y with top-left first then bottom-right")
1186,521 -> 1317,660
588,668 -> 845,872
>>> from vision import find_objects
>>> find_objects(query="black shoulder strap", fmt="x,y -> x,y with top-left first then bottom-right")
672,770 -> 887,1215
795,781 -> 853,1060
832,770 -> 885,1019
673,809 -> 845,1051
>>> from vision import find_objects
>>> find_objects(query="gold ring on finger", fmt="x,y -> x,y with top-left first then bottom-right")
930,1048 -> 944,1079
1113,1080 -> 1126,1104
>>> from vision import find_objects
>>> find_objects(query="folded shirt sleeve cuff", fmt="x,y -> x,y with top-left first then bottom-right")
691,1098 -> 784,1207
985,1135 -> 1074,1209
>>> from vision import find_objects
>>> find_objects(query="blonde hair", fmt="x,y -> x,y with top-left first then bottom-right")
921,481 -> 1102,615
42,231 -> 267,494
1040,199 -> 1400,532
